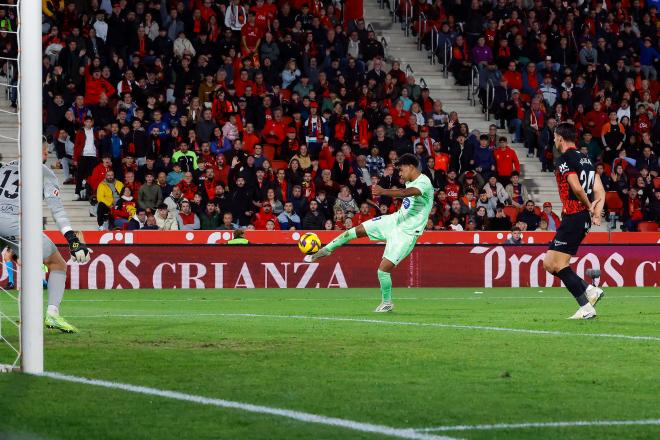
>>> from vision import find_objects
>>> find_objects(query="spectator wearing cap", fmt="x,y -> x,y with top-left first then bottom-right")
541,202 -> 561,231
539,75 -> 557,107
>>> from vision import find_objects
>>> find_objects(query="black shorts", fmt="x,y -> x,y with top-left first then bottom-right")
548,210 -> 591,256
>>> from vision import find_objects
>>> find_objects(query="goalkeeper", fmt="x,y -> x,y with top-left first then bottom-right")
305,154 -> 433,312
0,138 -> 91,333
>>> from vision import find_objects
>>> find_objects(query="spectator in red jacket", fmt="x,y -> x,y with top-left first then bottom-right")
253,202 -> 280,229
88,156 -> 113,195
84,67 -> 116,106
177,172 -> 199,200
493,137 -> 520,186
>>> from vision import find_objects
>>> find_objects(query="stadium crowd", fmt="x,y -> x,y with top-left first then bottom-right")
30,0 -> 659,233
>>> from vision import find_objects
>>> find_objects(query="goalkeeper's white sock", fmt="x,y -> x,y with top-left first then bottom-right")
47,270 -> 67,315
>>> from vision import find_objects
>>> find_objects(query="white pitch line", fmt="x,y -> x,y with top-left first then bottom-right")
38,371 -> 456,440
415,419 -> 660,432
50,312 -> 660,342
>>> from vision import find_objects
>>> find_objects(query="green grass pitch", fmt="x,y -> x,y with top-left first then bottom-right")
0,287 -> 659,439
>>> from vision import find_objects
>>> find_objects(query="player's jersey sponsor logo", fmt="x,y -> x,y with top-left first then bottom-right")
373,216 -> 382,221
553,239 -> 567,246
402,197 -> 411,209
558,162 -> 568,174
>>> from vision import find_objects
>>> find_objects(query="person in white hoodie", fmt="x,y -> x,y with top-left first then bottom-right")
173,31 -> 196,58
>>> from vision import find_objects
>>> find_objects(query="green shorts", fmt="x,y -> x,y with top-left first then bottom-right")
362,215 -> 418,266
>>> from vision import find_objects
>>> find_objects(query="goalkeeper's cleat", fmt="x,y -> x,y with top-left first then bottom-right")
586,285 -> 605,306
374,301 -> 394,313
45,312 -> 78,333
568,303 -> 597,320
303,246 -> 332,263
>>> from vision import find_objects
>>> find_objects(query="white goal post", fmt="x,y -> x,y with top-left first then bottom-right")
18,0 -> 44,374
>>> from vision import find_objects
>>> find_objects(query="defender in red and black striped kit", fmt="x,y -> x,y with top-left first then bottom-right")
543,123 -> 606,320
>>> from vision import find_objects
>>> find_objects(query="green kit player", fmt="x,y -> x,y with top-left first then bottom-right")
305,154 -> 433,312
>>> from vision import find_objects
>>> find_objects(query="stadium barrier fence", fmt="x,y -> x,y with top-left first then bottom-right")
16,243 -> 659,289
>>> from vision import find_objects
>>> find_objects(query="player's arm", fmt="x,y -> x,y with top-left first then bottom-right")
43,166 -> 91,263
591,173 -> 606,226
566,173 -> 592,210
372,185 -> 422,198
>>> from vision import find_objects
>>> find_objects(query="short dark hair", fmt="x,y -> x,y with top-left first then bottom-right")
396,153 -> 419,168
511,226 -> 521,232
555,122 -> 577,143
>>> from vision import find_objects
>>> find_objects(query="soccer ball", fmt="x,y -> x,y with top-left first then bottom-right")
298,233 -> 321,255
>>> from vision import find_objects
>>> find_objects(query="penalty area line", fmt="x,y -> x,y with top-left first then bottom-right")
38,372 -> 456,440
415,419 -> 660,432
56,313 -> 660,342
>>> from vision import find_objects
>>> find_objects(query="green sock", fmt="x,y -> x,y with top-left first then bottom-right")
325,227 -> 357,252
377,269 -> 392,302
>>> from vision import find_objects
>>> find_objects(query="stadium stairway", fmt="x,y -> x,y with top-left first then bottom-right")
0,87 -> 93,231
363,2 -> 563,212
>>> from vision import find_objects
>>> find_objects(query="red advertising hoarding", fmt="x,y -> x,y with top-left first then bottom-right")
26,244 -> 659,289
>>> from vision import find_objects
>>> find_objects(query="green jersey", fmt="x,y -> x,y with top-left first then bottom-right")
393,173 -> 434,236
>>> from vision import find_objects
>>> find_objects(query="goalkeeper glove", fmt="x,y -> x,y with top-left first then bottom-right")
64,231 -> 91,264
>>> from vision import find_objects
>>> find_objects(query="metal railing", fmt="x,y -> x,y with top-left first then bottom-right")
404,0 -> 413,37
443,40 -> 451,78
468,65 -> 479,102
405,64 -> 414,76
417,12 -> 427,51
380,36 -> 389,60
485,78 -> 496,121
429,25 -> 438,65
392,0 -> 399,22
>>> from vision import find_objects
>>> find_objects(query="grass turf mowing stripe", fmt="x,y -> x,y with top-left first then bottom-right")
38,371 -> 456,440
53,312 -> 660,342
415,419 -> 660,432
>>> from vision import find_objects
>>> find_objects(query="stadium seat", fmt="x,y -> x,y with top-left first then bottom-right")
654,177 -> 660,189
637,221 -> 659,232
605,191 -> 624,216
503,206 -> 519,223
262,145 -> 276,161
271,160 -> 289,171
533,206 -> 542,217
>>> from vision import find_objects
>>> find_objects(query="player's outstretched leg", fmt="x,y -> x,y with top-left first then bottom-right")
374,258 -> 395,313
304,225 -> 367,263
43,249 -> 77,333
544,251 -> 596,320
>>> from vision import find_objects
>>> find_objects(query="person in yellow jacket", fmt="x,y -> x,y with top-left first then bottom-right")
95,170 -> 124,230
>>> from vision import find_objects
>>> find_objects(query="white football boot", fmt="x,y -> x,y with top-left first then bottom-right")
568,303 -> 597,320
303,246 -> 332,263
585,285 -> 605,306
374,301 -> 394,313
